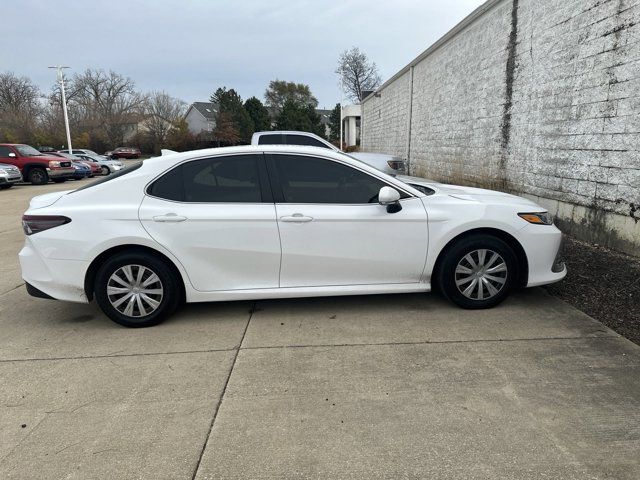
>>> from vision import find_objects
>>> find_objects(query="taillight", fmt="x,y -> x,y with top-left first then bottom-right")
387,160 -> 405,170
48,160 -> 61,168
22,215 -> 71,235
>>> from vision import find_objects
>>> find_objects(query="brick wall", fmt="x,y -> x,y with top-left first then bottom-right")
362,0 -> 640,255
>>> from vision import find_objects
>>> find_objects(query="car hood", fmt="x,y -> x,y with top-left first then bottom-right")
397,175 -> 542,209
28,190 -> 73,209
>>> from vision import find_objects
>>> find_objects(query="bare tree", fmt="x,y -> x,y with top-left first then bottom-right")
336,47 -> 382,103
264,80 -> 318,111
143,91 -> 186,151
66,69 -> 145,147
0,72 -> 42,142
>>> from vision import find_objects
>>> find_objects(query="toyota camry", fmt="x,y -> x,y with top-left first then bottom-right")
19,145 -> 566,327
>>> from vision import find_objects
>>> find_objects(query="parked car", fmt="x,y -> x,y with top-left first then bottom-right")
251,131 -> 406,175
36,146 -> 58,153
0,144 -> 75,185
71,153 -> 124,175
58,149 -> 106,158
71,162 -> 92,180
19,145 -> 565,328
0,162 -> 22,189
49,152 -> 99,177
105,147 -> 141,159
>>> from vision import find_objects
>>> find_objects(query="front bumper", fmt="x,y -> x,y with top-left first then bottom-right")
516,224 -> 567,287
73,170 -> 91,179
48,167 -> 75,179
0,174 -> 22,184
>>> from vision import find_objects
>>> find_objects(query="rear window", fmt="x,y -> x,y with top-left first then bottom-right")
286,134 -> 331,149
257,134 -> 286,145
72,162 -> 143,193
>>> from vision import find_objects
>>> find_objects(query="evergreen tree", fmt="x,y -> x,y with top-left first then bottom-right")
244,96 -> 271,132
275,99 -> 324,137
210,87 -> 254,144
328,103 -> 341,143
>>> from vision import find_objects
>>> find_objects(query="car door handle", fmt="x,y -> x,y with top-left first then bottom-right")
280,214 -> 313,223
153,214 -> 187,223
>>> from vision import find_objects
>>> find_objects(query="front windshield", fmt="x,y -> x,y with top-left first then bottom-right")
16,145 -> 42,157
85,150 -> 99,155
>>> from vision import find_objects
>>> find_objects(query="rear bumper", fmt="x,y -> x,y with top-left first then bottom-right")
19,238 -> 89,303
25,282 -> 55,300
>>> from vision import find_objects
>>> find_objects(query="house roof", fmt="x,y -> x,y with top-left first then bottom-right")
189,102 -> 218,121
316,109 -> 333,126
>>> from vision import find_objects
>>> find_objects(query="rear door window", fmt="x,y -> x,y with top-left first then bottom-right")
148,154 -> 268,203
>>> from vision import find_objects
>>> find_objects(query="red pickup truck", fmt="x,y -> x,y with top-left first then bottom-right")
0,144 -> 75,185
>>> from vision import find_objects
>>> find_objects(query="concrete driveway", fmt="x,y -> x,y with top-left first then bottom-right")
1,182 -> 639,479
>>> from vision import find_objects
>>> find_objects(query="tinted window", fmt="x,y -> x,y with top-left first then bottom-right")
258,134 -> 286,145
72,162 -> 143,193
149,155 -> 263,203
0,146 -> 12,158
272,155 -> 387,204
286,135 -> 331,149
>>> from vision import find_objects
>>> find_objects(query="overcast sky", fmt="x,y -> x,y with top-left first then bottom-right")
3,0 -> 485,108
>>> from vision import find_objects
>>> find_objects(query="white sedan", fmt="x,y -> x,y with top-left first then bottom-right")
19,145 -> 566,327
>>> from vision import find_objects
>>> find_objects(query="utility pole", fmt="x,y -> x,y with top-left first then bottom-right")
49,66 -> 72,151
339,84 -> 344,151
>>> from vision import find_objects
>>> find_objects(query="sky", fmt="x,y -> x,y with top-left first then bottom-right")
3,0 -> 485,109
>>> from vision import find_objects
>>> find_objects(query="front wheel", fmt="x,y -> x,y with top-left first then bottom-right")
94,251 -> 181,327
0,184 -> 12,189
101,166 -> 110,175
28,168 -> 48,185
436,234 -> 518,309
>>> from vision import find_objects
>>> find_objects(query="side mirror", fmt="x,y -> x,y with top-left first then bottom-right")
8,152 -> 16,158
378,186 -> 402,213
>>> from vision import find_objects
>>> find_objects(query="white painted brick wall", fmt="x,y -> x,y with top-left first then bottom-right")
362,0 -> 640,255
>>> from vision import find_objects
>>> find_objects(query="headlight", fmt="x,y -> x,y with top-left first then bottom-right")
0,169 -> 8,176
518,212 -> 553,225
48,160 -> 61,168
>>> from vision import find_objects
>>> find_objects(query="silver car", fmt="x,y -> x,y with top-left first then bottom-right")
0,163 -> 22,189
70,153 -> 124,175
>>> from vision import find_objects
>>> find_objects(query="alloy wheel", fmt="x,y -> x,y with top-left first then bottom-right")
107,265 -> 164,318
454,249 -> 508,300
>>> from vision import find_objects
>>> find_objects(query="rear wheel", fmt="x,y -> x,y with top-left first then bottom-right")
28,168 -> 48,185
94,252 -> 181,327
436,234 -> 518,309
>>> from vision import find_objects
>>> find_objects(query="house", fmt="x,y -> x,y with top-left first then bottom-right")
316,109 -> 333,139
341,104 -> 361,148
185,102 -> 218,138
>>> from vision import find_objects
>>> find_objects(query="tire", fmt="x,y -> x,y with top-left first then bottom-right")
0,184 -> 12,189
53,178 -> 67,183
101,166 -> 110,175
94,251 -> 181,327
28,168 -> 48,185
436,234 -> 518,309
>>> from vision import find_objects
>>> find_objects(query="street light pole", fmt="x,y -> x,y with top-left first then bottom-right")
49,66 -> 72,151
